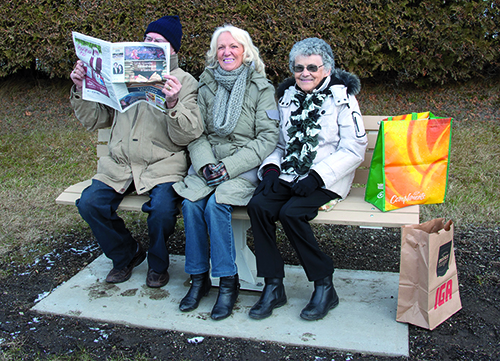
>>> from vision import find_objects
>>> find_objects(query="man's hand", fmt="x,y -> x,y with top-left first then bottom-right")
70,60 -> 85,92
162,75 -> 181,108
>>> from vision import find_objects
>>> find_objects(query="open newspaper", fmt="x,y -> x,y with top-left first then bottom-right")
72,32 -> 170,113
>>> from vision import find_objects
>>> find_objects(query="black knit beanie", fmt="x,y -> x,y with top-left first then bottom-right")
144,15 -> 182,53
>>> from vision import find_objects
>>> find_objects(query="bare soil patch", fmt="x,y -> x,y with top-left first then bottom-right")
1,223 -> 499,360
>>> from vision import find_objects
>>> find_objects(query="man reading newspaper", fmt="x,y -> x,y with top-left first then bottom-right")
69,16 -> 203,288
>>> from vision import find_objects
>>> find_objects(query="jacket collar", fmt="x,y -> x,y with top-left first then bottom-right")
169,54 -> 179,72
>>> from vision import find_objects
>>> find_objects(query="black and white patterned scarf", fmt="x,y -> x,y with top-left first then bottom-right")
281,79 -> 333,176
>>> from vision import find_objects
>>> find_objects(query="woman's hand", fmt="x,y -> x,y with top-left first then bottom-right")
70,60 -> 85,92
291,170 -> 324,197
254,165 -> 280,196
203,162 -> 229,187
162,75 -> 181,108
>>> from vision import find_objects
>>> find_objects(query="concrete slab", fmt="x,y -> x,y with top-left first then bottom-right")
32,255 -> 408,357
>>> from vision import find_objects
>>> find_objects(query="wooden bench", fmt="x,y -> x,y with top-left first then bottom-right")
56,115 -> 420,290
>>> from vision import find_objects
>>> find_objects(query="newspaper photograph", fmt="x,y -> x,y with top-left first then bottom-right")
72,32 -> 170,113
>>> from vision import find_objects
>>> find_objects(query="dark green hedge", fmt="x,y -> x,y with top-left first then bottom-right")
1,0 -> 499,84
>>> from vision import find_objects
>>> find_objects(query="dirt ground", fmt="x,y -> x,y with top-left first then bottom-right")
0,223 -> 499,360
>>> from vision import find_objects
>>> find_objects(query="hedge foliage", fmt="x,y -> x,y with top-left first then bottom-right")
1,0 -> 499,84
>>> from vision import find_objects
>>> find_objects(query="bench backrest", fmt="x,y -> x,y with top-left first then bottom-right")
352,115 -> 385,185
97,115 -> 386,186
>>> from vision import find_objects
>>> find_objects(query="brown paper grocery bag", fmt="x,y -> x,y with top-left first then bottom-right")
396,218 -> 462,330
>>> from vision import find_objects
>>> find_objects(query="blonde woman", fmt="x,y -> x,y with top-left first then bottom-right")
174,25 -> 279,320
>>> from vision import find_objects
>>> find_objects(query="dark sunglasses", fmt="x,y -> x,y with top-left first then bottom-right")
293,64 -> 324,73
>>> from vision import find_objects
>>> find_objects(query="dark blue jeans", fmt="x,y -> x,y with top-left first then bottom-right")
76,179 -> 179,272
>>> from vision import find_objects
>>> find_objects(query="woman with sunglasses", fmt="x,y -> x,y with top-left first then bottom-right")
247,37 -> 368,321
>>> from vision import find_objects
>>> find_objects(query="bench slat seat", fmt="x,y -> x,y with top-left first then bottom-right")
56,179 -> 151,212
56,115 -> 419,290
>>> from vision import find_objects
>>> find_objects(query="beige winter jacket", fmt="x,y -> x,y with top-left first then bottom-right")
70,55 -> 203,194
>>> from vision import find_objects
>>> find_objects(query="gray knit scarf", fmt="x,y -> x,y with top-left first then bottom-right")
212,65 -> 249,137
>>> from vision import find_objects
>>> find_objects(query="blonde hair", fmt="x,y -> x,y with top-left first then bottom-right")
205,24 -> 266,75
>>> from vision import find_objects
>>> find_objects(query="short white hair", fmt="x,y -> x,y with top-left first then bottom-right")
289,38 -> 335,74
205,25 -> 266,75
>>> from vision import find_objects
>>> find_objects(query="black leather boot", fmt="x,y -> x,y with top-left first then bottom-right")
249,278 -> 287,320
211,274 -> 240,321
300,274 -> 339,321
179,272 -> 211,312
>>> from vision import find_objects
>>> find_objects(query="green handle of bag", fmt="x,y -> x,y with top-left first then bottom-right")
387,112 -> 432,121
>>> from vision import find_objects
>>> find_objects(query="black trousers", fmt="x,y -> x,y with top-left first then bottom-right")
247,180 -> 338,281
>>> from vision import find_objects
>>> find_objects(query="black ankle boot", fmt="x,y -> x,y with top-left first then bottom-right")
249,278 -> 287,320
179,272 -> 211,312
300,274 -> 339,321
211,274 -> 240,321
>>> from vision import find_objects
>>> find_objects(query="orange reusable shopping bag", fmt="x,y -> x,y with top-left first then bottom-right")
365,112 -> 452,212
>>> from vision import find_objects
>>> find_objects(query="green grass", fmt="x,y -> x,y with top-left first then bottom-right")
0,77 -> 97,265
0,127 -> 95,254
0,346 -> 151,361
420,121 -> 500,225
0,74 -> 499,269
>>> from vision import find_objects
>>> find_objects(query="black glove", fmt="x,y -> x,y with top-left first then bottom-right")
291,170 -> 324,197
254,165 -> 280,196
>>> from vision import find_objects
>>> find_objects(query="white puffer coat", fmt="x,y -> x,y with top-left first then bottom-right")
258,70 -> 368,199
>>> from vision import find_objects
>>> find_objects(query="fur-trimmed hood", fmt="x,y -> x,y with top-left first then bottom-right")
277,68 -> 361,100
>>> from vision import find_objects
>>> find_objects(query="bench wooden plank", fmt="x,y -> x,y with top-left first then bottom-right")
231,207 -> 418,228
57,181 -> 418,228
362,115 -> 386,130
55,180 -> 91,206
310,209 -> 418,228
98,128 -> 111,141
232,189 -> 419,227
97,144 -> 108,158
353,169 -> 369,184
55,191 -> 82,206
55,180 -> 152,212
359,153 -> 373,168
366,133 -> 378,150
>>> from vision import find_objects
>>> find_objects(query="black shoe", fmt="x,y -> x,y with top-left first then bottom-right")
249,278 -> 287,320
211,274 -> 240,321
146,268 -> 170,288
300,274 -> 339,321
179,272 -> 211,312
105,241 -> 146,284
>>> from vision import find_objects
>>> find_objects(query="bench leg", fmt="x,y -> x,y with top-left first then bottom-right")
231,218 -> 263,291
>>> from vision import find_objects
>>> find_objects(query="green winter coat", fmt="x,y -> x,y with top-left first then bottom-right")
70,55 -> 203,195
173,66 -> 279,206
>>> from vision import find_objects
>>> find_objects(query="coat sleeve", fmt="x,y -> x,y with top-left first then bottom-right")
187,87 -> 218,174
221,82 -> 279,178
163,70 -> 204,147
313,95 -> 368,188
69,86 -> 114,131
257,124 -> 286,179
